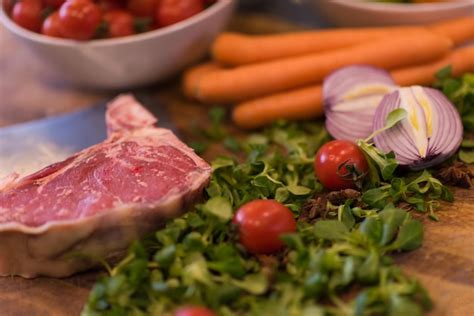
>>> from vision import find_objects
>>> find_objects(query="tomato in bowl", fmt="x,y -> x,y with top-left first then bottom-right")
0,0 -> 235,89
7,0 -> 217,40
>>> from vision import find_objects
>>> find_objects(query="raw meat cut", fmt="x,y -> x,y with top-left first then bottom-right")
0,95 -> 211,278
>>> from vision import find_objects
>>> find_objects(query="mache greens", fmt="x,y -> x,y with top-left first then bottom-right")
83,119 -> 450,316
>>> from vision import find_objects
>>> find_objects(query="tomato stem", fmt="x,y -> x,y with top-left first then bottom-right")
336,159 -> 366,189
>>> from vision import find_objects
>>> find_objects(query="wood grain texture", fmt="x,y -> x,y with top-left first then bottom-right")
0,272 -> 99,316
397,188 -> 474,316
0,15 -> 473,316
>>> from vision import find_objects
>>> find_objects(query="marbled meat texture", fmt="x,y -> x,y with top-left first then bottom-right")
0,95 -> 211,227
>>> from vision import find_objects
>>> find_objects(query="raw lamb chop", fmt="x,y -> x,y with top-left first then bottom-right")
0,95 -> 212,278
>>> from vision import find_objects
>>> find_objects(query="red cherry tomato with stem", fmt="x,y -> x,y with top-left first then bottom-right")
58,0 -> 102,40
41,11 -> 62,37
104,9 -> 134,37
314,140 -> 368,191
233,199 -> 297,255
174,306 -> 216,316
156,0 -> 203,27
127,0 -> 156,17
11,0 -> 42,32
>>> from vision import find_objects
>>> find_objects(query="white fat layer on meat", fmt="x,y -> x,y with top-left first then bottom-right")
106,94 -> 157,134
399,86 -> 429,158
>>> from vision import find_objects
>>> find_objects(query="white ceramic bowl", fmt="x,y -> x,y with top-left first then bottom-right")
0,0 -> 235,89
311,0 -> 474,27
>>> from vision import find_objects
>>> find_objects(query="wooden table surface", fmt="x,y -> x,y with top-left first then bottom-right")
1,15 -> 473,316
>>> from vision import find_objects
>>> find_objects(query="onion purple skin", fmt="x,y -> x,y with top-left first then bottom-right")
323,65 -> 397,142
373,87 -> 463,170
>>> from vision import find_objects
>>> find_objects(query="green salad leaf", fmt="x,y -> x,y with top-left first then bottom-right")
459,139 -> 474,164
434,67 -> 474,131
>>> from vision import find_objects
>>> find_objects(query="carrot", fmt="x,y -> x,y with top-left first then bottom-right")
212,17 -> 473,66
212,26 -> 422,66
197,30 -> 452,104
182,62 -> 222,99
232,86 -> 323,129
428,16 -> 474,46
232,46 -> 474,129
392,45 -> 474,86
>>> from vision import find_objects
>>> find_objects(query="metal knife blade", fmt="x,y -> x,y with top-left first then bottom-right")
0,95 -> 176,177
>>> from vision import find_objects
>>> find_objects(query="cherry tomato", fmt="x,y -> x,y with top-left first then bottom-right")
41,11 -> 62,37
127,0 -> 156,17
3,0 -> 15,13
174,306 -> 216,316
314,140 -> 368,191
44,0 -> 65,8
98,0 -> 125,12
233,200 -> 297,255
11,0 -> 42,32
156,0 -> 203,27
58,0 -> 102,40
104,9 -> 134,37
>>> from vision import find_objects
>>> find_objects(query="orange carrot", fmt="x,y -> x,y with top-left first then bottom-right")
182,62 -> 222,99
392,45 -> 474,86
197,31 -> 452,104
428,16 -> 474,46
232,86 -> 323,129
212,26 -> 422,66
212,17 -> 473,66
232,46 -> 474,129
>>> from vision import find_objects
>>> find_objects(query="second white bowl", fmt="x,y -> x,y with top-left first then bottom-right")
311,0 -> 474,27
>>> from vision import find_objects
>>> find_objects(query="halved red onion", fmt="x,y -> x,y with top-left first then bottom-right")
373,86 -> 463,170
323,65 -> 398,141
